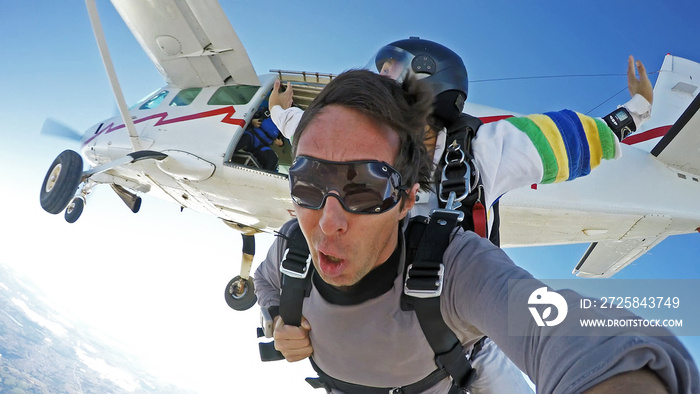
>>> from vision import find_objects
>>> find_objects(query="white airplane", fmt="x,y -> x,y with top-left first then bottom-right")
39,0 -> 700,311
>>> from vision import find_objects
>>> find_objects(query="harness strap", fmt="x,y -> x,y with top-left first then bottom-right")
270,217 -> 482,392
471,185 -> 487,238
279,222 -> 313,327
258,340 -> 284,362
307,358 -> 452,394
403,211 -> 475,392
258,223 -> 312,362
439,114 -> 491,241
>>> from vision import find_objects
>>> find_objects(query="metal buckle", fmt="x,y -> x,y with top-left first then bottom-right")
431,193 -> 465,223
280,248 -> 312,279
403,263 -> 445,298
438,142 -> 479,204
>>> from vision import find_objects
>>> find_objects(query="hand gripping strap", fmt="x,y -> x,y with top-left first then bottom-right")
259,222 -> 313,362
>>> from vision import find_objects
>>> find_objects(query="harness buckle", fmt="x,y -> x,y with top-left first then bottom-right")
438,142 -> 479,204
432,193 -> 465,223
280,248 -> 312,279
403,263 -> 445,298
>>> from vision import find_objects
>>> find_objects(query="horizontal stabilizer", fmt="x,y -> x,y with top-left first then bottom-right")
573,237 -> 667,278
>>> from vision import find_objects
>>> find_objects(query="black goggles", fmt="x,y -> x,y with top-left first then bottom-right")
289,156 -> 406,214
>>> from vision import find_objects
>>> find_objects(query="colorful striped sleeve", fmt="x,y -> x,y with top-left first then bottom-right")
505,110 -> 619,184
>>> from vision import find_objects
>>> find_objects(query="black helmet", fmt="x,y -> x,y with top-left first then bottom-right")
369,37 -> 468,122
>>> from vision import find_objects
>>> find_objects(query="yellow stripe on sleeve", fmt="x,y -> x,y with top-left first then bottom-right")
526,114 -> 570,183
576,112 -> 603,169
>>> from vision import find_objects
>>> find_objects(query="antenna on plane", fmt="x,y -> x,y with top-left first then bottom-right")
84,0 -> 142,152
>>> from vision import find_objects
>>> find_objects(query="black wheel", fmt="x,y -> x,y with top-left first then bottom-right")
40,150 -> 83,214
224,276 -> 257,311
64,197 -> 85,223
132,196 -> 142,213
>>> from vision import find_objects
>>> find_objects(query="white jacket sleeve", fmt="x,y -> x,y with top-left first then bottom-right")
270,105 -> 304,141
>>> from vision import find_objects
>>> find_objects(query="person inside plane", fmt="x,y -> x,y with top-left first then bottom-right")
235,109 -> 284,171
264,38 -> 654,393
255,69 -> 697,393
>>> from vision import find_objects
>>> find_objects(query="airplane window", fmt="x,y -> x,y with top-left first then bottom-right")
208,85 -> 259,105
139,90 -> 169,110
170,88 -> 202,106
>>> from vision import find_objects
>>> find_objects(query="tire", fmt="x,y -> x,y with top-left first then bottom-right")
40,150 -> 83,214
224,276 -> 257,311
64,197 -> 85,223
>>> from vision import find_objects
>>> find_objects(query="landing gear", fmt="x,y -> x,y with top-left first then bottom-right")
40,150 -> 83,214
224,275 -> 257,311
64,197 -> 85,223
222,227 -> 260,311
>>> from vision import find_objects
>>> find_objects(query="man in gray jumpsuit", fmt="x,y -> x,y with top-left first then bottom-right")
254,69 -> 698,393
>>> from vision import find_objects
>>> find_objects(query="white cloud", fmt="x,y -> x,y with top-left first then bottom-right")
11,297 -> 67,337
75,346 -> 140,392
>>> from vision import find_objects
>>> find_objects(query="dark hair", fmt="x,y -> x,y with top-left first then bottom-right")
292,69 -> 433,191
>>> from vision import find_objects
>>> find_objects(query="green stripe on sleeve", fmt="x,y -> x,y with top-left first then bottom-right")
594,118 -> 616,159
505,117 -> 559,184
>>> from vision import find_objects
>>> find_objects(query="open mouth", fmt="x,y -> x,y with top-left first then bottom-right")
318,252 -> 346,278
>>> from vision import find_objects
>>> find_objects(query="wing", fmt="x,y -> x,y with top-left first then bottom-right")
572,236 -> 667,278
651,92 -> 700,177
110,0 -> 259,88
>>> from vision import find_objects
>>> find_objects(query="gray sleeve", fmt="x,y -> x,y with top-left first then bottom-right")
253,220 -> 295,308
443,231 -> 699,394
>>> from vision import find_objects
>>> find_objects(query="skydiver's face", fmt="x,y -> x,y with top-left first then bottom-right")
379,59 -> 403,81
294,105 -> 417,289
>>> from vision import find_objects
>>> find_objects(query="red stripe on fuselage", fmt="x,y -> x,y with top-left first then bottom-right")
480,115 -> 514,123
622,125 -> 671,145
83,106 -> 245,146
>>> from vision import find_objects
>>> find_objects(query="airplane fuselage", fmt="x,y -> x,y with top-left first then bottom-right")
75,75 -> 700,249
80,74 -> 295,232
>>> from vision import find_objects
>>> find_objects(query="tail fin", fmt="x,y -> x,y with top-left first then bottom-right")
624,55 -> 700,152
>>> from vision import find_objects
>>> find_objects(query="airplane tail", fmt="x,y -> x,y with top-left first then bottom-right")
574,54 -> 700,278
623,55 -> 700,152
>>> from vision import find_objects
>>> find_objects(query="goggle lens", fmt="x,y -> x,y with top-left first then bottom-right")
289,156 -> 404,214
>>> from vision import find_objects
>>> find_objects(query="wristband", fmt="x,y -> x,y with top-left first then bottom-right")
603,107 -> 636,140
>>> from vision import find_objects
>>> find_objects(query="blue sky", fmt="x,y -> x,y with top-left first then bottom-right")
1,1 -> 699,392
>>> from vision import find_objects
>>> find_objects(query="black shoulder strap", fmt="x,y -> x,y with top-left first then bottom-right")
439,113 -> 501,246
258,221 -> 312,362
278,221 -> 313,327
446,113 -> 482,153
403,212 -> 477,392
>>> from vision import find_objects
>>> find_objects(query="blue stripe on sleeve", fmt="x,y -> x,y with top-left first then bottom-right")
545,110 -> 591,180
